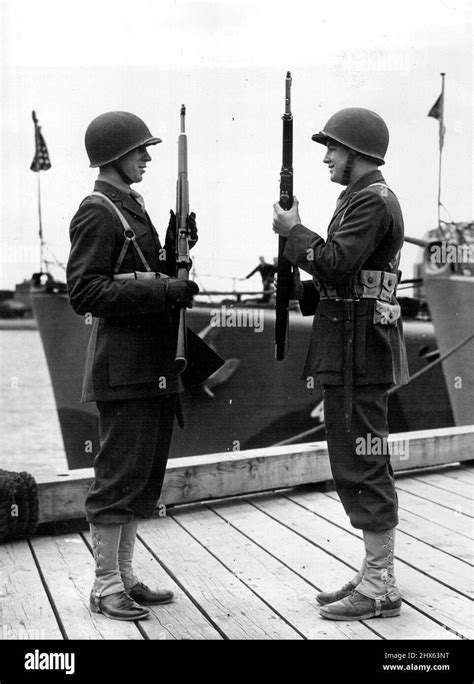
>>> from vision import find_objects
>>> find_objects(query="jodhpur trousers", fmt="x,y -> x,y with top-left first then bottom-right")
323,384 -> 398,531
85,395 -> 177,524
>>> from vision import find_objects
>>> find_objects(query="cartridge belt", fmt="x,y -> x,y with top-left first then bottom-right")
319,269 -> 398,301
113,271 -> 170,280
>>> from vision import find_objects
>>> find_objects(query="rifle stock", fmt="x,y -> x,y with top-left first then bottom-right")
175,105 -> 191,372
275,71 -> 294,361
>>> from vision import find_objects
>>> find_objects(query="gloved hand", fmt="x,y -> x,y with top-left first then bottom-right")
166,278 -> 199,308
165,210 -> 198,251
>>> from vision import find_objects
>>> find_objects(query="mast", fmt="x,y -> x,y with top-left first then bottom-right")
436,72 -> 446,231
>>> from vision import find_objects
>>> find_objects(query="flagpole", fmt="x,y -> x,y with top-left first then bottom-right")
437,72 -> 446,231
37,171 -> 45,272
31,110 -> 51,273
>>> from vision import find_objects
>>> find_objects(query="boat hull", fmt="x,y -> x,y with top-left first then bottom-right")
423,270 -> 474,425
32,291 -> 454,469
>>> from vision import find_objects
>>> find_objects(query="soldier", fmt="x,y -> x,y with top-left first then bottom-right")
272,108 -> 409,620
243,256 -> 277,302
67,111 -> 199,621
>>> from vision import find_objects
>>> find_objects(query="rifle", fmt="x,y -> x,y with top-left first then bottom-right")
275,71 -> 294,361
175,104 -> 191,372
172,106 -> 225,385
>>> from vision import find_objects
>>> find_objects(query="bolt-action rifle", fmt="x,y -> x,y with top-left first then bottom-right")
175,104 -> 191,372
275,71 -> 296,360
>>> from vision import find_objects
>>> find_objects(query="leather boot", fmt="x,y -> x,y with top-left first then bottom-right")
316,558 -> 366,606
320,528 -> 401,620
89,522 -> 149,621
90,590 -> 150,621
118,519 -> 174,606
128,582 -> 174,605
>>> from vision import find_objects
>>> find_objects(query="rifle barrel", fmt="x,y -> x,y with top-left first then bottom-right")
275,71 -> 293,361
175,104 -> 190,373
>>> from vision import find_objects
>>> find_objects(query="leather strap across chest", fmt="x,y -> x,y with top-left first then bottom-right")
90,191 -> 153,274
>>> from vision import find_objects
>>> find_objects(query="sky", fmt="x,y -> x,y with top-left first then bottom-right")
0,0 -> 472,292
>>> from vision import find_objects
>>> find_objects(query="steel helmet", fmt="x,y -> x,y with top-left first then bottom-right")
85,111 -> 162,168
312,108 -> 389,165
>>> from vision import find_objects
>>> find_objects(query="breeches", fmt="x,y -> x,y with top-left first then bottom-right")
323,384 -> 398,531
85,395 -> 177,524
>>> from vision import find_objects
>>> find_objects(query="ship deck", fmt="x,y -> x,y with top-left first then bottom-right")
2,461 -> 472,641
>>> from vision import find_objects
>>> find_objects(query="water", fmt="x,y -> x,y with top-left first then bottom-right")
0,329 -> 68,478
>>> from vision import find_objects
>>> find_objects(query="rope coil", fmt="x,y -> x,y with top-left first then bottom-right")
0,469 -> 39,542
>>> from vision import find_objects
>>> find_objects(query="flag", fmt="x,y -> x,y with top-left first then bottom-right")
428,89 -> 446,151
30,111 -> 51,171
427,93 -> 442,120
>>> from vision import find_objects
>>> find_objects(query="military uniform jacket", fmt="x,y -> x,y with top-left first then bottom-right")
67,180 -> 182,402
283,170 -> 409,387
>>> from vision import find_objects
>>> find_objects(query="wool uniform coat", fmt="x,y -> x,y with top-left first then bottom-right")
283,170 -> 409,387
67,180 -> 182,402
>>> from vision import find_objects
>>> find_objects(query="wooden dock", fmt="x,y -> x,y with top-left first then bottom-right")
1,456 -> 472,641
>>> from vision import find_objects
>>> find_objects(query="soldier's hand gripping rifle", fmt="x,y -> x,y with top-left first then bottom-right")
275,71 -> 297,361
174,105 -> 191,372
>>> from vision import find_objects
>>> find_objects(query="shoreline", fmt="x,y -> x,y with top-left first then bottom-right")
0,318 -> 38,330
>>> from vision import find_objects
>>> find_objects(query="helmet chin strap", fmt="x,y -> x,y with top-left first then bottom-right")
112,160 -> 134,186
341,149 -> 357,185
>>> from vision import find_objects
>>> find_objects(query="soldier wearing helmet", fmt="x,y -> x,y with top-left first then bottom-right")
273,107 -> 409,621
67,111 -> 200,621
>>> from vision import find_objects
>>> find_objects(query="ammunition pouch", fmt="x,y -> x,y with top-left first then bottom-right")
319,269 -> 399,302
373,300 -> 401,325
354,270 -> 398,302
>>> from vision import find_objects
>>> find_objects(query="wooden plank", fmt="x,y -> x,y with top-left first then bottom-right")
458,464 -> 474,479
411,471 -> 473,499
396,477 -> 473,518
396,506 -> 473,565
397,488 -> 473,539
34,441 -> 330,524
84,530 -> 222,640
220,494 -> 459,640
386,426 -> 474,471
175,502 -> 377,640
36,425 -> 474,524
439,466 -> 474,485
0,540 -> 63,640
286,489 -> 471,638
138,512 -> 301,639
30,534 -> 143,640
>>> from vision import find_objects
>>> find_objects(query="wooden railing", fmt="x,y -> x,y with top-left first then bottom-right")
36,425 -> 474,524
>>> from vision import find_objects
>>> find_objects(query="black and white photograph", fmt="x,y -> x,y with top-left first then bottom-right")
0,0 -> 472,678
